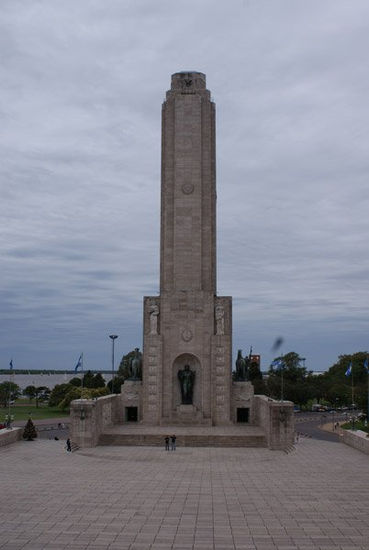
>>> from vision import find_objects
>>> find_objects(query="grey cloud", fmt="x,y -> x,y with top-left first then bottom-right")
1,0 -> 368,370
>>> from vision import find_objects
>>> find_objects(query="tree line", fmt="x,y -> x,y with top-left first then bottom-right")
1,350 -> 368,413
251,351 -> 369,411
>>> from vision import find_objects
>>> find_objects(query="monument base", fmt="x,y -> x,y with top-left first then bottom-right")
70,393 -> 294,450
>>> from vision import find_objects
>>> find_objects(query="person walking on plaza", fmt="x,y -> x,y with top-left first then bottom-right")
170,434 -> 176,451
66,438 -> 72,452
165,436 -> 170,451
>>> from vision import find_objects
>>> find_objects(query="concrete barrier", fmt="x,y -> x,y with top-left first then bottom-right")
0,427 -> 23,447
342,429 -> 369,455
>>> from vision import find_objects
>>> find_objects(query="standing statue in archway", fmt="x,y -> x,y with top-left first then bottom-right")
178,364 -> 195,404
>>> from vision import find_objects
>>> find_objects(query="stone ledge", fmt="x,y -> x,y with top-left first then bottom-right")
0,427 -> 22,447
342,429 -> 369,455
98,432 -> 266,447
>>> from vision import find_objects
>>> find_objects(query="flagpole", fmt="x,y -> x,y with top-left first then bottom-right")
81,353 -> 84,394
351,366 -> 355,430
367,362 -> 369,425
280,354 -> 284,402
8,361 -> 11,427
7,359 -> 13,428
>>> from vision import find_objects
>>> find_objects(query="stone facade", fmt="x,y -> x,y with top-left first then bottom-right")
70,71 -> 295,450
142,72 -> 232,426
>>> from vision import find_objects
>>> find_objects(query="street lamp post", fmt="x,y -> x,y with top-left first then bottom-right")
109,335 -> 118,394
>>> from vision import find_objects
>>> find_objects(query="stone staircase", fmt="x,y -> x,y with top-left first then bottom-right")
98,424 -> 267,448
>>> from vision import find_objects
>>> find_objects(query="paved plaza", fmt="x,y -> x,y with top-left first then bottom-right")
1,437 -> 369,550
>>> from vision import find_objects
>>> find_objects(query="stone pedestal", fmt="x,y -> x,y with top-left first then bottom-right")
231,381 -> 255,424
120,380 -> 143,422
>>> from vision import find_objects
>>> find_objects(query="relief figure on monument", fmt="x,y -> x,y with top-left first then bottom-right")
215,304 -> 225,335
149,301 -> 159,334
178,364 -> 195,405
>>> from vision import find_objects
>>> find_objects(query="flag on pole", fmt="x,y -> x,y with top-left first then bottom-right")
345,362 -> 352,377
271,358 -> 284,369
9,359 -> 13,370
364,358 -> 369,372
74,354 -> 83,372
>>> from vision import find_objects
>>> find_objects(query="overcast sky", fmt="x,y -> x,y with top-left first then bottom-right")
1,0 -> 368,373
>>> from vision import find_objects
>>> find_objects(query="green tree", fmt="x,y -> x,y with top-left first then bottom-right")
82,370 -> 95,388
266,352 -> 314,406
58,386 -> 109,410
23,385 -> 37,401
89,372 -> 106,388
107,376 -> 125,394
320,352 -> 369,411
0,381 -> 21,407
35,386 -> 50,407
248,360 -> 265,394
23,417 -> 37,440
117,350 -> 137,380
69,377 -> 82,387
48,383 -> 72,407
81,371 -> 106,389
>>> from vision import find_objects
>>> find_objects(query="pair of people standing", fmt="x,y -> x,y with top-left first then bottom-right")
165,435 -> 176,451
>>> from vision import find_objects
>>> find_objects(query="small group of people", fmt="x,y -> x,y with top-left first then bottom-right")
165,434 -> 176,451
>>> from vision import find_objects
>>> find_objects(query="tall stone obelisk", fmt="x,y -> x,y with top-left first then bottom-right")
142,72 -> 232,425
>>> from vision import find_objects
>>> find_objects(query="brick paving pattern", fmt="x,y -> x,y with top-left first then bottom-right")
1,438 -> 369,549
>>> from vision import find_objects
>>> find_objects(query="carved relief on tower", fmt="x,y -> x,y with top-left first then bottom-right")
214,298 -> 232,336
144,297 -> 160,336
181,182 -> 194,195
181,328 -> 193,342
215,304 -> 225,335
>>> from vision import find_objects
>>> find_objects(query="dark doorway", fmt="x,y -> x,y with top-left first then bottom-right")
125,407 -> 138,422
237,408 -> 249,423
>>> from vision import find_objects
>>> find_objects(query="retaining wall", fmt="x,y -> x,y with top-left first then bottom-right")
342,429 -> 369,455
69,395 -> 120,448
254,395 -> 294,450
0,427 -> 22,447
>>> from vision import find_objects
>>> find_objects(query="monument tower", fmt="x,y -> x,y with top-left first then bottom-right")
70,72 -> 295,450
142,72 -> 232,425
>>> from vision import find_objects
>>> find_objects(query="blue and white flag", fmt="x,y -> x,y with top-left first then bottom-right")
9,359 -> 13,370
345,362 -> 352,377
364,358 -> 369,372
74,354 -> 83,372
271,358 -> 284,369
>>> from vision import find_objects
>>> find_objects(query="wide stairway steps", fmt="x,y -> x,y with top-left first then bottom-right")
98,424 -> 267,448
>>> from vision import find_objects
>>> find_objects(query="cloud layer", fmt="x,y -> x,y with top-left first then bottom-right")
1,0 -> 368,371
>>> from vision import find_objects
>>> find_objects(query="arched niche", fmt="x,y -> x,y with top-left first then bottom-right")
172,353 -> 201,410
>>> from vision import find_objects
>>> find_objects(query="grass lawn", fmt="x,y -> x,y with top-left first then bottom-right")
341,420 -> 369,433
0,404 -> 69,422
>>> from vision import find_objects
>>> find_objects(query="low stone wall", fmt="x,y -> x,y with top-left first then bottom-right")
0,427 -> 22,447
342,429 -> 369,455
253,395 -> 294,450
69,394 -> 120,448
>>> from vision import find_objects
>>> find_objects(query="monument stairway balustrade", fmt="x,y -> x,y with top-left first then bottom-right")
97,423 -> 267,447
